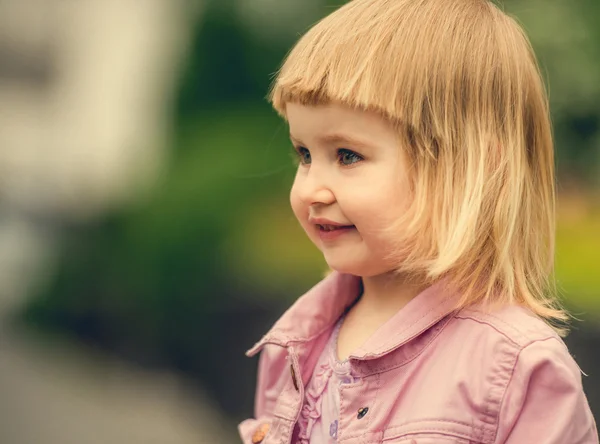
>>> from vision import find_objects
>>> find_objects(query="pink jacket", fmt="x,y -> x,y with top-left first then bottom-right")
239,271 -> 598,443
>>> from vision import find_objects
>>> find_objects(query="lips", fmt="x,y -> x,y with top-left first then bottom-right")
315,224 -> 356,241
318,224 -> 354,231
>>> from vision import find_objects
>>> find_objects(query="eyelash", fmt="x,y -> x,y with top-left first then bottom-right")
290,146 -> 363,167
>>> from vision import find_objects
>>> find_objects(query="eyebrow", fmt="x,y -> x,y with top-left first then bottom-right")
289,132 -> 374,150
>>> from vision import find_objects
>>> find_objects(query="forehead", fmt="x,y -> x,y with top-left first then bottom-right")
286,102 -> 398,147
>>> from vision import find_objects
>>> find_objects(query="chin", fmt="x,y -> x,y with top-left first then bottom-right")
325,257 -> 395,278
323,258 -> 368,277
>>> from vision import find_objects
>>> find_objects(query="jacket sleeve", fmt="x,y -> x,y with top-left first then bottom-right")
496,337 -> 598,444
238,344 -> 287,443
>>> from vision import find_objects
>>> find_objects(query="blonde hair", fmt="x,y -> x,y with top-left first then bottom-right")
268,0 -> 569,333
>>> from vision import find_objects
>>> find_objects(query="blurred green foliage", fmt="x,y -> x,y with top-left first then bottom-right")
18,0 -> 600,415
556,205 -> 600,316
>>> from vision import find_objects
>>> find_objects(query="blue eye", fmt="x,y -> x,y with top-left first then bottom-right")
291,146 -> 311,165
338,149 -> 362,166
290,145 -> 362,167
299,147 -> 311,165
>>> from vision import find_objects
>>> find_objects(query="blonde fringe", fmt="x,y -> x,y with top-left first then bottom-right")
268,0 -> 570,335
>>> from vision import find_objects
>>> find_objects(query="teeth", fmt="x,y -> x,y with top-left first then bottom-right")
321,225 -> 338,231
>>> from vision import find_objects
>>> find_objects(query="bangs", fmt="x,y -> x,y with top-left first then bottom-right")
268,0 -> 496,133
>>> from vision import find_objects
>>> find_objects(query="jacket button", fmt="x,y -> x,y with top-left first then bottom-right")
290,363 -> 299,391
251,423 -> 270,444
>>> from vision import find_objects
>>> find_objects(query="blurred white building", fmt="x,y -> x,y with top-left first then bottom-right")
0,3 -> 240,444
0,0 -> 200,313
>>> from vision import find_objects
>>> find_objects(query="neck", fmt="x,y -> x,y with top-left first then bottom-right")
357,271 -> 430,316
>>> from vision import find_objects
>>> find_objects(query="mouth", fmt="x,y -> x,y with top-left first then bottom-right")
316,224 -> 357,241
317,224 -> 355,232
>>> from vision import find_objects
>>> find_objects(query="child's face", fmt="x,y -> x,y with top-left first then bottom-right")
287,102 -> 412,277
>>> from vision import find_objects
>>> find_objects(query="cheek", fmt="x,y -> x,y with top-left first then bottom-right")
374,172 -> 410,205
346,180 -> 409,230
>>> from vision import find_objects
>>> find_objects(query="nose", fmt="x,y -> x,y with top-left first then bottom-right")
293,166 -> 335,206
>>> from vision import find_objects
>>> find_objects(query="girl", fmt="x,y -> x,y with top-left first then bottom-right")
239,0 -> 598,442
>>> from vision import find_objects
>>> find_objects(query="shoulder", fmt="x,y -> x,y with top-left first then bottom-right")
451,306 -> 598,442
446,303 -> 582,382
442,306 -> 598,444
444,305 -> 597,442
454,303 -> 563,348
442,304 -> 583,400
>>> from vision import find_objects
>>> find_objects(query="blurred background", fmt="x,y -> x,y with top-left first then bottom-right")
0,0 -> 598,442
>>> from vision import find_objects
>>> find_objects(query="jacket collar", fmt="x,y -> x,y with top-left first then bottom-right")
246,271 -> 460,360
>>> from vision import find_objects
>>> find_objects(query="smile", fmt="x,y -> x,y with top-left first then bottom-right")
318,224 -> 353,231
317,224 -> 356,241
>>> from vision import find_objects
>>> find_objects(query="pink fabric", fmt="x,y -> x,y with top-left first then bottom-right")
296,316 -> 356,443
239,271 -> 598,444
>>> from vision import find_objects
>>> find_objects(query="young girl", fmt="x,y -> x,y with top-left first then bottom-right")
239,0 -> 598,442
